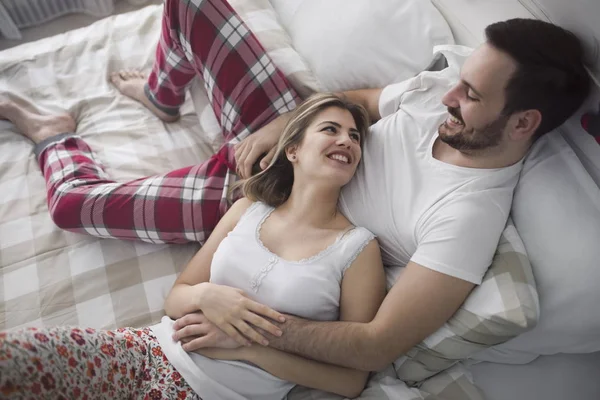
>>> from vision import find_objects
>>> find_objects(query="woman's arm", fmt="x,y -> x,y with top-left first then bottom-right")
163,197 -> 253,318
164,198 -> 284,347
214,239 -> 387,398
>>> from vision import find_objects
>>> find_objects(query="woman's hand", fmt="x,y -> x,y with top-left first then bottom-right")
173,312 -> 241,351
234,112 -> 291,178
197,283 -> 285,346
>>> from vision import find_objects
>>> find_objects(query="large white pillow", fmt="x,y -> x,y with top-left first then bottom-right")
473,128 -> 600,362
285,0 -> 454,92
269,0 -> 305,29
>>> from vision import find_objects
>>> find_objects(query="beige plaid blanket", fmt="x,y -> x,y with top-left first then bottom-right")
0,4 -> 537,399
0,5 -> 209,331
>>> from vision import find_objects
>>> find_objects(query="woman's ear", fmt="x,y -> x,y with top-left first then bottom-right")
286,146 -> 298,162
510,109 -> 542,141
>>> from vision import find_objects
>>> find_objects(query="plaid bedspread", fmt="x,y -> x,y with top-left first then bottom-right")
0,4 -> 535,399
0,5 -> 209,331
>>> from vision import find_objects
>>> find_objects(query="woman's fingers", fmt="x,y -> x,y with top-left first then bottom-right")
234,141 -> 247,168
245,299 -> 285,323
236,142 -> 253,178
241,145 -> 261,179
243,311 -> 283,338
222,324 -> 252,347
234,320 -> 270,346
260,146 -> 277,170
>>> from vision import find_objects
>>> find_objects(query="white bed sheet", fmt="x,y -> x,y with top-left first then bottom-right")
470,352 -> 600,400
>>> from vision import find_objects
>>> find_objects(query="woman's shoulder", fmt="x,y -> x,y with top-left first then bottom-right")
228,198 -> 274,224
335,213 -> 375,240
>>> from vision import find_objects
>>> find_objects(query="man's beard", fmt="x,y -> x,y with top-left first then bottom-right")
438,107 -> 510,152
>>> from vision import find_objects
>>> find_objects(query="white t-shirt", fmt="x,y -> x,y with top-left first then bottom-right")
152,202 -> 375,400
339,67 -> 523,285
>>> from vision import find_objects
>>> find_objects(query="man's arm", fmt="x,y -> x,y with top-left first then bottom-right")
336,88 -> 383,123
266,261 -> 475,371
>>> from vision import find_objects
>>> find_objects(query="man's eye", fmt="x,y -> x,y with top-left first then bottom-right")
467,92 -> 479,102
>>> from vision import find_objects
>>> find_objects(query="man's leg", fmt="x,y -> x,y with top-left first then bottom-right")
10,0 -> 299,244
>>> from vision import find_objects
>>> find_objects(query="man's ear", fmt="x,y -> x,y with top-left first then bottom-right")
510,109 -> 542,141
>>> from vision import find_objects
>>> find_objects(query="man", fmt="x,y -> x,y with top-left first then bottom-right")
0,0 -> 590,371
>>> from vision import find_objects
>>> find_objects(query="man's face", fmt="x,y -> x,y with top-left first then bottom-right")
439,43 -> 518,152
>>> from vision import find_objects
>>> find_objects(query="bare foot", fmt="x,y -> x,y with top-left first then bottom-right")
110,70 -> 180,122
0,99 -> 76,144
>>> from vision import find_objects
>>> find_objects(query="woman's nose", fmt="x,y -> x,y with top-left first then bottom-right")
337,132 -> 353,147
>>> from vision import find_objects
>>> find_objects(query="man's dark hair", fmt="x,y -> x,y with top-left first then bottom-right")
485,18 -> 591,140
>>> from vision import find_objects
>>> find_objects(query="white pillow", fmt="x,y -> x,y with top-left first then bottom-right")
286,0 -> 454,92
474,129 -> 600,362
269,0 -> 305,29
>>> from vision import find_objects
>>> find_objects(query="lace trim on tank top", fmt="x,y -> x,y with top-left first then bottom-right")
342,232 -> 376,273
250,204 -> 358,292
255,206 -> 352,265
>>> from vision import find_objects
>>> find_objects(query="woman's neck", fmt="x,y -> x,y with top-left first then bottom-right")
278,183 -> 341,228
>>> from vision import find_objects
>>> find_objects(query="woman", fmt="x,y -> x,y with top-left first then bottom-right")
0,94 -> 386,400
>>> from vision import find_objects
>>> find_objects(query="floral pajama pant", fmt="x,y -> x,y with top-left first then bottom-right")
0,327 -> 200,400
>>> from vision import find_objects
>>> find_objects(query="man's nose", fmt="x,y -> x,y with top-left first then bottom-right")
442,84 -> 461,108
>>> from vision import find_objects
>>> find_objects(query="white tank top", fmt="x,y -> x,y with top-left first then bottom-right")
152,202 -> 375,400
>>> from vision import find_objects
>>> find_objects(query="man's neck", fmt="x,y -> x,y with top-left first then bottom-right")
432,137 -> 526,169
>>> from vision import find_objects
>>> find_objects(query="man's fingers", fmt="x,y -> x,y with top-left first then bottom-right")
234,320 -> 270,346
180,333 -> 206,344
182,336 -> 213,352
172,323 -> 208,341
246,301 -> 285,324
244,311 -> 283,338
173,313 -> 206,330
222,325 -> 251,347
260,147 -> 277,170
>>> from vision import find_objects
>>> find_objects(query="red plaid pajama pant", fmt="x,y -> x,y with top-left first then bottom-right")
37,0 -> 300,244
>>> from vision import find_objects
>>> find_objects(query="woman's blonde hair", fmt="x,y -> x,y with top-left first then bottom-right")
235,93 -> 370,207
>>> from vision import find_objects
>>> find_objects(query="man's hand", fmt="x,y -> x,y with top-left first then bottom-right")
234,113 -> 291,178
172,311 -> 241,351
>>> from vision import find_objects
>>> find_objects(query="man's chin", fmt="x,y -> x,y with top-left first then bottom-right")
439,122 -> 461,136
438,125 -> 463,142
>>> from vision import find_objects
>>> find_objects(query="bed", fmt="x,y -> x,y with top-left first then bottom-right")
1,1 -> 599,399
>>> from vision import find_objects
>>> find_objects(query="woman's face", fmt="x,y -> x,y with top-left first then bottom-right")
289,106 -> 362,187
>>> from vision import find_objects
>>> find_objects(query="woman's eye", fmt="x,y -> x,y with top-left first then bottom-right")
323,126 -> 337,133
350,133 -> 361,142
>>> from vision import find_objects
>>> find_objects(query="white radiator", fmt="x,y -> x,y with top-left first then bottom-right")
0,0 -> 150,40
